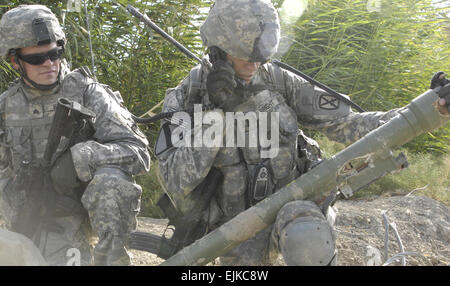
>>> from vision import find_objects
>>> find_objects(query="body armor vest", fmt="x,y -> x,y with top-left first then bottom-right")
0,69 -> 95,240
1,70 -> 93,170
187,64 -> 322,223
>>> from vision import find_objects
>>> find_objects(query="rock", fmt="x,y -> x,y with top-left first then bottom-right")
2,195 -> 446,266
365,245 -> 383,266
334,195 -> 449,266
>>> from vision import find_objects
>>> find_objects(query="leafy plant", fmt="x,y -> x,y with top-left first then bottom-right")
278,0 -> 449,153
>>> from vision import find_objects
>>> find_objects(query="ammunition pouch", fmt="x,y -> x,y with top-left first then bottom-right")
156,167 -> 223,259
245,131 -> 322,208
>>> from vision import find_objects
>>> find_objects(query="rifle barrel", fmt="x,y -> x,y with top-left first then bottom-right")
127,5 -> 202,63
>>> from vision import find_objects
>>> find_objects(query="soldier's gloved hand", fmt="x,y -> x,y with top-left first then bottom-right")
50,150 -> 82,191
206,59 -> 239,110
437,84 -> 450,114
431,72 -> 450,114
430,71 -> 450,89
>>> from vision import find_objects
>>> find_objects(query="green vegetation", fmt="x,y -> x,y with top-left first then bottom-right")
1,0 -> 448,217
316,135 -> 450,206
360,151 -> 449,204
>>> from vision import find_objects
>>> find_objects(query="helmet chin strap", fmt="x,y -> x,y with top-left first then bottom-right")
15,53 -> 62,91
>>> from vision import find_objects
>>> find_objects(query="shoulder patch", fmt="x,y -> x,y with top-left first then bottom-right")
318,94 -> 340,110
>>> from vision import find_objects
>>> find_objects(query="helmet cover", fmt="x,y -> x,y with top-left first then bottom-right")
200,0 -> 280,62
0,5 -> 65,57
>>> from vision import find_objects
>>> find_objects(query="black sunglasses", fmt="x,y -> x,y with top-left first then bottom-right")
18,47 -> 64,66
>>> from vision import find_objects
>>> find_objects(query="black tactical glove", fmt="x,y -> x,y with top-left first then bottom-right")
430,72 -> 450,114
206,59 -> 240,110
430,71 -> 450,89
437,84 -> 450,114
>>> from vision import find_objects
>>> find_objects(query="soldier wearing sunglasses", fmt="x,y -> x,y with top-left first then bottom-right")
0,5 -> 150,265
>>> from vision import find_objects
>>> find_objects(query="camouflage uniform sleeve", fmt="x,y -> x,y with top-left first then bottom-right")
0,94 -> 14,225
156,65 -> 221,209
70,83 -> 150,182
277,66 -> 400,145
300,109 -> 400,145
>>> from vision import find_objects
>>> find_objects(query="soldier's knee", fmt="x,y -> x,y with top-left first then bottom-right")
279,215 -> 336,265
275,200 -> 336,266
82,167 -> 142,207
81,167 -> 142,234
87,167 -> 135,183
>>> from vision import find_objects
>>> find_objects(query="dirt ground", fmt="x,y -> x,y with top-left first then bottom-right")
1,194 -> 447,266
130,195 -> 449,266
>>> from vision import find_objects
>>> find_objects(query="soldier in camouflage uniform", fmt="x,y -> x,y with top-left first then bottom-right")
154,0 -> 407,266
0,5 -> 150,265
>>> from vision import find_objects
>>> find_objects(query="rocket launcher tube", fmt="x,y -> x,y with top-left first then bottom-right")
161,89 -> 449,266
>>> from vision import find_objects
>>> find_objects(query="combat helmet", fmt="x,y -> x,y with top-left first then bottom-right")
0,4 -> 66,58
0,5 -> 66,90
200,0 -> 280,62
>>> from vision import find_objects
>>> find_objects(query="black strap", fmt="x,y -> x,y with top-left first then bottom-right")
272,60 -> 365,112
78,66 -> 94,79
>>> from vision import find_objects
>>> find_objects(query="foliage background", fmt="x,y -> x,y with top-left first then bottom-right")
1,0 -> 449,217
